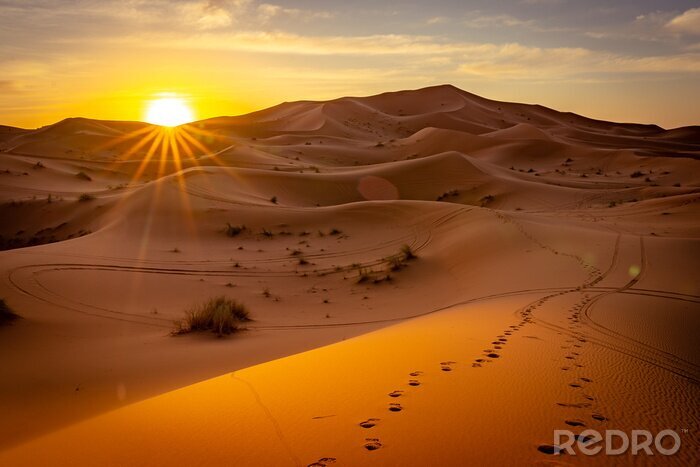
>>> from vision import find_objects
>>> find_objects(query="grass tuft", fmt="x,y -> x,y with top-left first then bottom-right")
173,296 -> 250,337
0,299 -> 18,325
225,223 -> 246,237
78,193 -> 95,202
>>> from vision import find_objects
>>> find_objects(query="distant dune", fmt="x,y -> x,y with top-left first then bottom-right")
0,85 -> 698,465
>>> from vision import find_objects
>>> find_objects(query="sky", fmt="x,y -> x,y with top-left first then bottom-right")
1,0 -> 699,129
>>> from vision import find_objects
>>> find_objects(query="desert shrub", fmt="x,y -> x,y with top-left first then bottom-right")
400,244 -> 417,260
260,228 -> 273,238
329,228 -> 342,236
173,296 -> 250,337
479,195 -> 495,207
630,171 -> 644,178
357,268 -> 373,284
387,255 -> 405,271
270,196 -> 278,204
298,257 -> 309,265
33,161 -> 45,169
76,171 -> 92,181
78,193 -> 95,202
225,223 -> 246,237
0,299 -> 18,324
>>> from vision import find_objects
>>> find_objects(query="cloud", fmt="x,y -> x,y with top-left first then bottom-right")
464,14 -> 534,29
97,30 -> 700,80
179,1 -> 236,30
426,16 -> 448,25
666,8 -> 700,35
257,3 -> 334,23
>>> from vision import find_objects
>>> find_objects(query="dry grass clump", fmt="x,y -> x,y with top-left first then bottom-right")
173,296 -> 250,337
0,299 -> 18,325
78,193 -> 95,202
225,223 -> 246,237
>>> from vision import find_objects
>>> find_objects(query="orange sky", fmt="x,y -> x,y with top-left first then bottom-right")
1,1 -> 699,129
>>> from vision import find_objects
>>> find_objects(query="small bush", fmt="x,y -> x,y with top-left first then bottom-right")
357,268 -> 373,284
329,228 -> 342,236
225,223 -> 246,237
78,193 -> 95,202
0,299 -> 18,324
173,296 -> 250,337
388,255 -> 405,271
400,244 -> 417,260
630,171 -> 644,178
479,195 -> 495,207
270,196 -> 278,204
33,161 -> 45,169
76,171 -> 92,181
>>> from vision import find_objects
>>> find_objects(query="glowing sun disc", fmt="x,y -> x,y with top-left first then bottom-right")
144,97 -> 194,127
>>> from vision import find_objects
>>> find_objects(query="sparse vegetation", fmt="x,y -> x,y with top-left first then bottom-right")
329,228 -> 342,236
33,161 -> 45,169
357,267 -> 373,284
0,299 -> 18,325
78,193 -> 95,202
76,171 -> 92,181
630,171 -> 644,178
225,223 -> 246,237
261,228 -> 273,238
270,196 -> 278,204
479,195 -> 495,207
400,244 -> 417,261
172,296 -> 250,337
436,189 -> 459,201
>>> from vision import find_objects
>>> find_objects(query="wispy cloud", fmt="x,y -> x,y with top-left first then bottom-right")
666,8 -> 700,35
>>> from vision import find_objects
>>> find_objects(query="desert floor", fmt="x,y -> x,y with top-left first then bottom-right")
0,85 -> 698,465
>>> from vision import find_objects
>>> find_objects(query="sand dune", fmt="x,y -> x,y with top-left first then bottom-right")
0,85 -> 698,464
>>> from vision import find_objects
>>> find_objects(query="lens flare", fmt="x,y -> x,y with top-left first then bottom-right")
144,95 -> 194,127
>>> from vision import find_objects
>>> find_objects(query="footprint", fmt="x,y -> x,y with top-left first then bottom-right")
388,390 -> 403,398
580,377 -> 592,383
486,353 -> 500,359
592,413 -> 608,421
308,457 -> 337,467
570,383 -> 582,388
364,439 -> 382,451
359,418 -> 379,429
565,419 -> 586,427
537,444 -> 564,455
583,394 -> 595,401
556,402 -> 591,409
409,371 -> 422,377
389,403 -> 402,412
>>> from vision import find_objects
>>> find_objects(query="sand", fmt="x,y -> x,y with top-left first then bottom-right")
0,85 -> 698,465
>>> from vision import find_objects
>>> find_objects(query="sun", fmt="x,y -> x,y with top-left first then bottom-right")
144,95 -> 194,127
